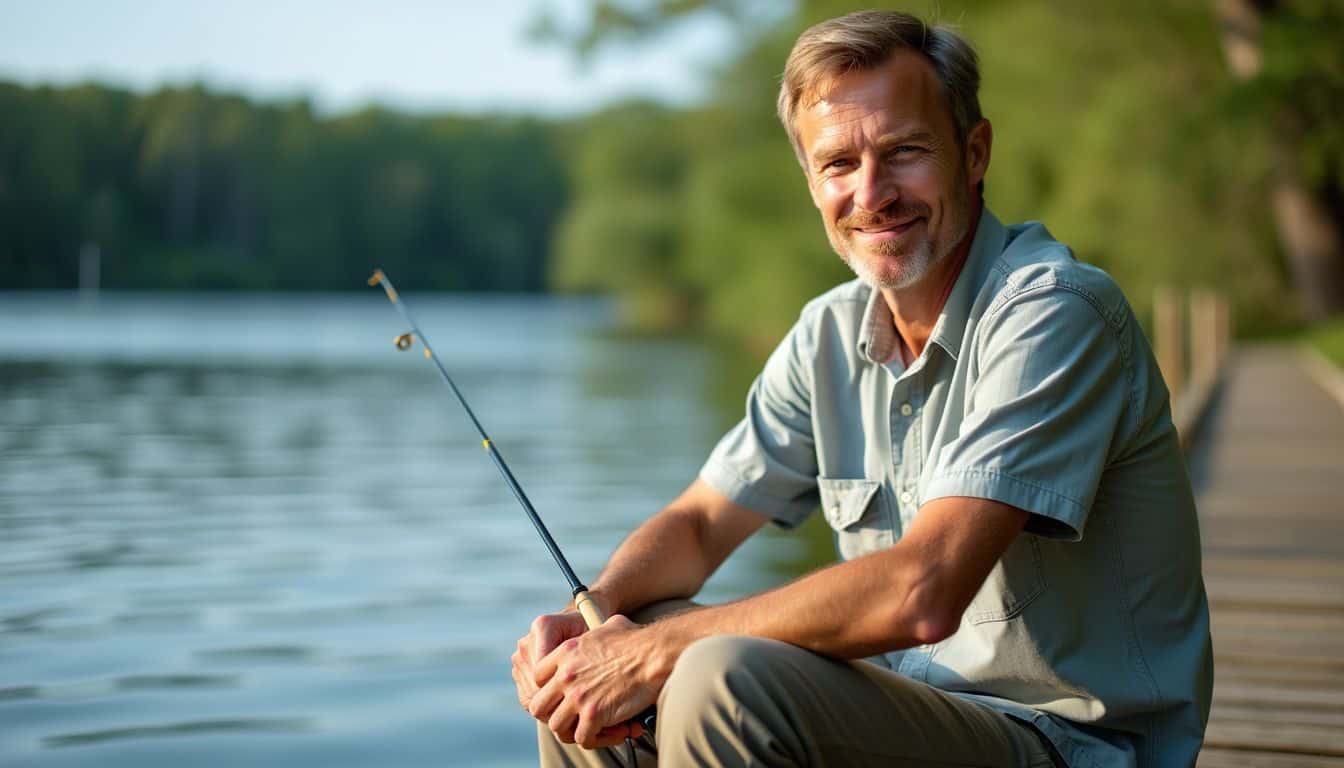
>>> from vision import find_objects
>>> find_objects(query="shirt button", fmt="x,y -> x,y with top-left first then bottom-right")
900,403 -> 913,416
900,491 -> 914,505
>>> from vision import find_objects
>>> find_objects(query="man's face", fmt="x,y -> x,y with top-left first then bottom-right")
796,50 -> 989,291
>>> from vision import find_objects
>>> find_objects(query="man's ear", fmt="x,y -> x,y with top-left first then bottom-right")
965,119 -> 992,189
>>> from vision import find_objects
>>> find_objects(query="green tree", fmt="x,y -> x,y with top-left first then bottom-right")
1215,0 -> 1344,320
545,0 -> 1324,344
0,82 -> 571,293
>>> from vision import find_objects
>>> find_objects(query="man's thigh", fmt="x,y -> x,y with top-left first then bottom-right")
540,633 -> 1057,767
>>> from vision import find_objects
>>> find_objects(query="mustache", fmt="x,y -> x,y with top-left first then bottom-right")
841,205 -> 929,232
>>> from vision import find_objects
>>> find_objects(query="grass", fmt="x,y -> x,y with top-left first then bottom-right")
1306,316 -> 1344,368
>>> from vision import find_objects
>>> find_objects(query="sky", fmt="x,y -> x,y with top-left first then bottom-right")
0,0 -> 743,115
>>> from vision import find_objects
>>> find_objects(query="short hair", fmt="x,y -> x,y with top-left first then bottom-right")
777,10 -> 983,168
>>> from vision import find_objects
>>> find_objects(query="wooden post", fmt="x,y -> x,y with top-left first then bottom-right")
1214,294 -> 1232,372
1190,290 -> 1220,387
1154,286 -> 1185,408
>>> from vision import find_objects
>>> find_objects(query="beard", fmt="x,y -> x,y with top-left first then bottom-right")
829,189 -> 972,291
841,228 -> 936,290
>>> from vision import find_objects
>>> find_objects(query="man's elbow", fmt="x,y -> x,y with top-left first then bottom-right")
886,568 -> 967,647
907,612 -> 960,646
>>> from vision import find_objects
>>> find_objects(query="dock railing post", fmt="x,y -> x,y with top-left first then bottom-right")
1154,286 -> 1185,409
1158,286 -> 1231,450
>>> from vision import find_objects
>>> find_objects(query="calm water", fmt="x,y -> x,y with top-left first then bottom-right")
0,293 -> 808,767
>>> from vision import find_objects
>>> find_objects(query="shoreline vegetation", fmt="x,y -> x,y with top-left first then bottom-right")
4,0 -> 1342,351
0,80 -> 569,295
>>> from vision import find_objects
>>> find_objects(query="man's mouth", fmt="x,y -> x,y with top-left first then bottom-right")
851,217 -> 921,237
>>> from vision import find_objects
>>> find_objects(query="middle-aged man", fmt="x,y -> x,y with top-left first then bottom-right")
512,10 -> 1213,768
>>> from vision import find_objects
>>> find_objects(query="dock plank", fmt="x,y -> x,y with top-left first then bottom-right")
1199,749 -> 1344,768
1195,347 -> 1344,762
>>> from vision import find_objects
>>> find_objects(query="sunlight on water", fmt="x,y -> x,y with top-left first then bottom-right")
0,293 -> 809,767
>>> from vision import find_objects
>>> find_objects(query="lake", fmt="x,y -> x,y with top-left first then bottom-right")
0,292 -> 813,767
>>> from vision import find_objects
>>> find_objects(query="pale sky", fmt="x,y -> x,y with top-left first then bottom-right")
0,0 -> 748,115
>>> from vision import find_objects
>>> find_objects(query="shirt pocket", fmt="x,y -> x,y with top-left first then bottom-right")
966,534 -> 1047,624
817,477 -> 892,561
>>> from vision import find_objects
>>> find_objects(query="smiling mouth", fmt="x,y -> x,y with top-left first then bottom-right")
853,218 -> 921,236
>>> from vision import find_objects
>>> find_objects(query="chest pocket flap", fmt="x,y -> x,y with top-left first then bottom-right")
818,478 -> 880,530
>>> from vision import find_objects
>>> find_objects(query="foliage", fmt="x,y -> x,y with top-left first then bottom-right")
1307,315 -> 1344,368
0,82 -> 569,292
547,0 -> 1324,345
1232,0 -> 1344,191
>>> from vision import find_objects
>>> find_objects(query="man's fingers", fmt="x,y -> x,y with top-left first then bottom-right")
534,623 -> 565,663
530,612 -> 587,665
574,703 -> 604,749
589,724 -> 635,749
529,670 -> 566,722
534,636 -> 577,687
547,697 -> 579,744
510,658 -> 536,710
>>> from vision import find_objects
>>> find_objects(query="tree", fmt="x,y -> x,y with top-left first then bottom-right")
543,0 -> 1302,341
1214,0 -> 1344,320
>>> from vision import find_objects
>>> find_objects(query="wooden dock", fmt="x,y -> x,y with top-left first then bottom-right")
1193,346 -> 1344,766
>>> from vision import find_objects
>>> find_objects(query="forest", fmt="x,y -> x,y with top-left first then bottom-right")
0,82 -> 568,292
2,0 -> 1341,346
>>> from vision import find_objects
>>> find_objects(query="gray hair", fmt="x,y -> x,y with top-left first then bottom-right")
777,10 -> 983,168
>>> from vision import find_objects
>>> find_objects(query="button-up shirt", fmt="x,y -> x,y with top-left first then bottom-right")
700,209 -> 1213,768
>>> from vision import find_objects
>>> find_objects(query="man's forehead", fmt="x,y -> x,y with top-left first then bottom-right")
798,51 -> 946,151
815,51 -> 937,105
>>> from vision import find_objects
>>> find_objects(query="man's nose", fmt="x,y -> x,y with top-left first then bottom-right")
853,159 -> 899,213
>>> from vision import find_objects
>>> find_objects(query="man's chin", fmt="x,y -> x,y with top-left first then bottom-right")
843,250 -> 937,291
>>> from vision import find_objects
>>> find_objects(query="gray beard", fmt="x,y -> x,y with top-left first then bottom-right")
849,203 -> 972,291
843,239 -> 936,290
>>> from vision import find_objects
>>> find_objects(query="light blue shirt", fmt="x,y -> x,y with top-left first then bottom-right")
700,209 -> 1213,768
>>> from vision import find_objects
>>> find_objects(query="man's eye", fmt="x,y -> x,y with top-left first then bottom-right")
822,159 -> 852,172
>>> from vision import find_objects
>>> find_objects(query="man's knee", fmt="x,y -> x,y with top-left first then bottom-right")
661,635 -> 798,714
657,636 -> 812,764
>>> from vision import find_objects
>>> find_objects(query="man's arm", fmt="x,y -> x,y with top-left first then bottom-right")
529,491 -> 1029,747
649,495 -> 1028,657
585,478 -> 771,617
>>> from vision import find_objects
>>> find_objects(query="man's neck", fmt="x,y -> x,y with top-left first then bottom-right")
880,201 -> 982,363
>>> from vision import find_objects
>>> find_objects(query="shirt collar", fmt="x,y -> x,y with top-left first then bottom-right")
856,207 -> 1006,365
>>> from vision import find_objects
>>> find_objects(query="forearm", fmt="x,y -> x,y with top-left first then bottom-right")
588,506 -> 718,616
640,497 -> 1030,676
586,479 -> 767,617
651,543 -> 942,664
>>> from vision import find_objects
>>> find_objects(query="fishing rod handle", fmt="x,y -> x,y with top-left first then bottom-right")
574,592 -> 659,738
570,589 -> 657,735
573,589 -> 606,630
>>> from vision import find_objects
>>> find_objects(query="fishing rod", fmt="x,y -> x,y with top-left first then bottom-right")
367,268 -> 656,741
367,268 -> 605,628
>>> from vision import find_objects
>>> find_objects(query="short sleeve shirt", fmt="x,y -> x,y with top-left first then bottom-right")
699,209 -> 1213,768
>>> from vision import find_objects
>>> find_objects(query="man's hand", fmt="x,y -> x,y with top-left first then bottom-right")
511,611 -> 588,714
529,615 -> 666,749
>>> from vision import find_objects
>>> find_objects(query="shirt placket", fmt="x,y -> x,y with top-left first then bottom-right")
891,368 -> 932,679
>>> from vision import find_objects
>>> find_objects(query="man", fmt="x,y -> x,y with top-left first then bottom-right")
512,10 -> 1212,767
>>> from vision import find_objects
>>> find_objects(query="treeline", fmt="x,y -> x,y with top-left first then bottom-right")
4,0 -> 1340,346
0,82 -> 568,291
551,0 -> 1344,342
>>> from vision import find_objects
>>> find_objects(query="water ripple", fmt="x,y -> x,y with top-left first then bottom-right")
44,717 -> 314,747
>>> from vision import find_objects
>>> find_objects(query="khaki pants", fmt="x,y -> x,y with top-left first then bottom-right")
538,633 -> 1062,767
